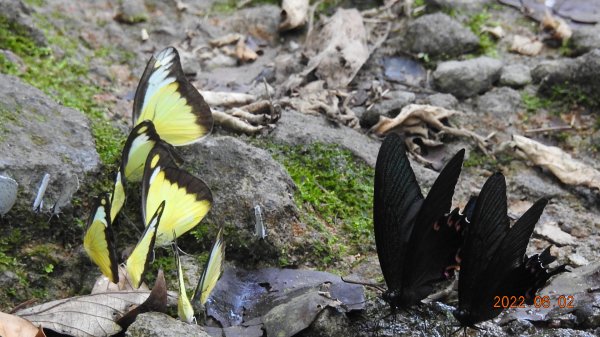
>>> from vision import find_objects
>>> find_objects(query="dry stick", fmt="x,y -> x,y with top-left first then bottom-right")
525,125 -> 573,133
340,276 -> 386,292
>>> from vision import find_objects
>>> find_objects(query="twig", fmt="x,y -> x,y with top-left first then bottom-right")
525,125 -> 573,133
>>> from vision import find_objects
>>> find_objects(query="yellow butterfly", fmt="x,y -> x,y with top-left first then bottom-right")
192,227 -> 225,309
109,46 -> 213,223
83,194 -> 119,283
174,227 -> 225,323
125,200 -> 165,289
132,47 -> 213,146
142,143 -> 212,247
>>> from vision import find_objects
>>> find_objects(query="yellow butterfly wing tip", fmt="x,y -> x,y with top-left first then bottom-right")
84,195 -> 118,283
110,171 -> 125,222
125,202 -> 164,289
174,240 -> 194,323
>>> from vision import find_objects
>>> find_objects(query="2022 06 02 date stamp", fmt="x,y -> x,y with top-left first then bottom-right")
493,295 -> 575,309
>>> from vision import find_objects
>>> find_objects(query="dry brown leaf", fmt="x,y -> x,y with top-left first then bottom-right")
116,270 -> 168,330
279,0 -> 309,31
16,291 -> 148,336
510,35 -> 544,56
303,9 -> 369,89
235,38 -> 258,63
513,135 -> 600,190
199,91 -> 256,107
541,11 -> 572,42
0,312 -> 46,337
209,33 -> 243,47
91,265 -> 149,294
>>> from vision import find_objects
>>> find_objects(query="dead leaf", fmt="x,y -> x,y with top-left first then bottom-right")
370,104 -> 491,165
510,35 -> 544,56
534,222 -> 576,246
0,312 -> 46,337
303,8 -> 369,89
117,270 -> 168,330
206,266 -> 364,337
235,39 -> 258,63
210,34 -> 243,47
199,91 -> 256,107
541,11 -> 572,42
482,25 -> 505,39
279,0 -> 309,31
513,135 -> 600,190
91,265 -> 150,293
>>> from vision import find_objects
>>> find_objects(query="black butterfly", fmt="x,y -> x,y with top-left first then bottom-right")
454,172 -> 567,327
374,133 -> 468,309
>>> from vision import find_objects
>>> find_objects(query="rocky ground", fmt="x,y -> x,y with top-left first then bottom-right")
0,0 -> 599,336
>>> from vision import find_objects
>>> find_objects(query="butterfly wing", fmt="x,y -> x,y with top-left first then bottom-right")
455,173 -> 510,326
142,144 -> 213,247
132,47 -> 213,146
399,149 -> 465,303
192,227 -> 225,307
121,120 -> 162,183
83,195 -> 119,283
173,240 -> 194,323
374,133 -> 424,299
125,201 -> 165,289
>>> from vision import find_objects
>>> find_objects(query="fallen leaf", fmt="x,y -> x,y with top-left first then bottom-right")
117,269 -> 168,330
541,11 -> 572,42
513,135 -> 600,190
0,312 -> 46,337
279,0 -> 309,31
534,222 -> 576,246
210,33 -> 243,47
235,38 -> 258,63
510,35 -> 543,56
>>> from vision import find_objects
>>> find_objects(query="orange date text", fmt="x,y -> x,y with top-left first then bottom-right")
493,295 -> 574,309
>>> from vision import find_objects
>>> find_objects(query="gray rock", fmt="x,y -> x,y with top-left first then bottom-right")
0,0 -> 47,47
570,25 -> 600,56
0,175 -> 18,215
364,90 -> 416,127
421,93 -> 459,109
204,53 -> 237,69
0,74 -> 100,212
125,312 -> 210,337
533,50 -> 600,100
432,56 -> 503,98
499,64 -> 532,88
297,308 -> 352,337
184,136 -> 298,264
403,13 -> 479,58
114,0 -> 148,24
474,87 -> 522,116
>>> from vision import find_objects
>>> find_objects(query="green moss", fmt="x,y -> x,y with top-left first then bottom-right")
464,148 -> 496,169
467,10 -> 498,57
23,0 -> 46,6
212,0 -> 278,13
0,13 -> 125,164
253,140 -> 375,266
522,92 -> 551,114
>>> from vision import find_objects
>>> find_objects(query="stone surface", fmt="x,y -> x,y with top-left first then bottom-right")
184,136 -> 298,264
421,93 -> 459,109
570,25 -> 600,56
499,64 -> 532,88
0,74 -> 100,213
534,49 -> 600,100
474,87 -> 522,116
0,0 -> 47,47
362,90 -> 416,128
426,0 -> 494,12
126,312 -> 210,337
432,56 -> 503,98
403,13 -> 479,58
114,0 -> 148,24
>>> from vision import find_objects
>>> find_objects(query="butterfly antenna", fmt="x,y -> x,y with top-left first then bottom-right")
340,276 -> 385,292
120,212 -> 144,236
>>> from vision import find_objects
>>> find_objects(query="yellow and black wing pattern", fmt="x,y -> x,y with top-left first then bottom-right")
83,194 -> 119,283
125,200 -> 165,289
173,239 -> 194,323
121,120 -> 162,183
192,227 -> 225,307
132,47 -> 213,146
142,143 -> 213,247
109,170 -> 126,223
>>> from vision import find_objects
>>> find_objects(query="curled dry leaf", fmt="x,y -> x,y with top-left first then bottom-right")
279,0 -> 309,31
235,38 -> 258,63
117,270 -> 168,330
0,312 -> 46,337
510,35 -> 544,56
512,135 -> 600,190
199,91 -> 256,107
15,270 -> 168,337
370,104 -> 491,165
209,33 -> 243,48
541,11 -> 572,42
